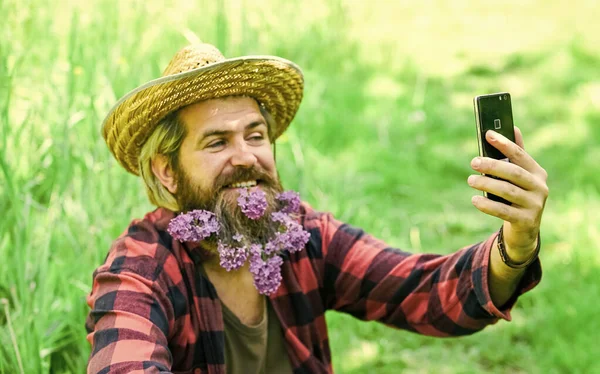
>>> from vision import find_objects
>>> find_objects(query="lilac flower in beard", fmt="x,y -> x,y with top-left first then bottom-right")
248,244 -> 262,258
237,188 -> 268,220
249,254 -> 284,295
276,191 -> 301,214
263,241 -> 278,256
168,210 -> 220,242
281,222 -> 311,253
268,212 -> 310,254
217,241 -> 248,271
267,222 -> 310,254
271,211 -> 293,226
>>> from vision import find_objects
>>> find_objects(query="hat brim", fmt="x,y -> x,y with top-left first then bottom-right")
102,56 -> 304,175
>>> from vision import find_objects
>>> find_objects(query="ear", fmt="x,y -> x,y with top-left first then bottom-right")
151,155 -> 177,194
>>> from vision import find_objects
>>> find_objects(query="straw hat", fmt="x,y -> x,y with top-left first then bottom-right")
101,43 -> 304,175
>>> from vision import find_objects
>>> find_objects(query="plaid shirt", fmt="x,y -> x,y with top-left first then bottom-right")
86,203 -> 541,374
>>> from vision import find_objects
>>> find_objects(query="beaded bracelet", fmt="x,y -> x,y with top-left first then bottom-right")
497,225 -> 541,269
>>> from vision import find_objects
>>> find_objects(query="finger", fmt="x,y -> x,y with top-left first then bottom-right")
485,130 -> 542,176
471,157 -> 541,191
471,195 -> 522,222
514,126 -> 525,149
467,175 -> 529,206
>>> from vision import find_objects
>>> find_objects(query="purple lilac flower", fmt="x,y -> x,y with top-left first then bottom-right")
283,223 -> 311,252
267,222 -> 310,254
167,210 -> 220,242
248,243 -> 263,258
217,241 -> 248,271
264,240 -> 278,256
269,211 -> 311,254
276,191 -> 301,214
237,188 -> 268,220
271,211 -> 293,226
249,254 -> 284,295
233,233 -> 244,242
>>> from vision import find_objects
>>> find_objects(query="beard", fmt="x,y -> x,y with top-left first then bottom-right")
174,164 -> 284,250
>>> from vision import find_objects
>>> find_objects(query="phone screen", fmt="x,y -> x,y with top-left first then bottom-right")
473,92 -> 516,205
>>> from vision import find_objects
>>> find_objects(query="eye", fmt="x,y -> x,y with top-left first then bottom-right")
207,139 -> 226,149
247,132 -> 265,143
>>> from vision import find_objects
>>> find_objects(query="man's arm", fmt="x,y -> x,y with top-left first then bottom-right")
488,235 -> 538,307
305,207 -> 542,337
467,127 -> 548,307
86,247 -> 175,373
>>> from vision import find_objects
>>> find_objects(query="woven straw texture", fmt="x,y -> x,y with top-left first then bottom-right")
102,44 -> 304,175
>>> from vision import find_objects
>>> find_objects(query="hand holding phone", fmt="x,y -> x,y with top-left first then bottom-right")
473,92 -> 516,205
469,92 -> 549,260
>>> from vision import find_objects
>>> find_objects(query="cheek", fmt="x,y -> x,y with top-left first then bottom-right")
257,147 -> 276,172
196,164 -> 224,190
179,152 -> 221,190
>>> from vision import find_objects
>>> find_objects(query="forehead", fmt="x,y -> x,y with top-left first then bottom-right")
178,96 -> 263,133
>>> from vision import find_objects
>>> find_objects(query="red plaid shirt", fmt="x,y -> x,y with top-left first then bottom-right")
85,203 -> 541,373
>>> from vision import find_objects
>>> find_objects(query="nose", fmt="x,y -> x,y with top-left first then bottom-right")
230,142 -> 258,168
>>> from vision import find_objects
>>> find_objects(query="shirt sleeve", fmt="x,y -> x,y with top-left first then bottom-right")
85,237 -> 176,374
313,210 -> 542,337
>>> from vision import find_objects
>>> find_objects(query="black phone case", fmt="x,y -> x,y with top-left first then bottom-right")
474,93 -> 516,205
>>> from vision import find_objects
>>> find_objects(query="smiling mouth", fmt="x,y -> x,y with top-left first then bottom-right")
226,180 -> 259,189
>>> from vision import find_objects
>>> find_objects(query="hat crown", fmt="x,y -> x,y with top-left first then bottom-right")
162,43 -> 226,76
103,43 -> 304,176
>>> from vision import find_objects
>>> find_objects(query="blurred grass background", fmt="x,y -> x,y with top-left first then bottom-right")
1,0 -> 599,373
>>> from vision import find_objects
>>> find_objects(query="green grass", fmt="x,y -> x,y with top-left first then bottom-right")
1,0 -> 599,373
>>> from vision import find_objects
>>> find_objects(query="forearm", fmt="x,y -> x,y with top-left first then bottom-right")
488,235 -> 538,307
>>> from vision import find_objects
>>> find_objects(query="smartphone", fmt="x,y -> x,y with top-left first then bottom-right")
473,92 -> 516,205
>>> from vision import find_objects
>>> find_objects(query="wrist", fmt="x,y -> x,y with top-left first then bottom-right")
497,226 -> 540,269
505,237 -> 538,263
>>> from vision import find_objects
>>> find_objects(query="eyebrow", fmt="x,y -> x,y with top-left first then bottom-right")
199,121 -> 267,142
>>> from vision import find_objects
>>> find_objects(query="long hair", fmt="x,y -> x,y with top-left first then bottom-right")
138,111 -> 186,211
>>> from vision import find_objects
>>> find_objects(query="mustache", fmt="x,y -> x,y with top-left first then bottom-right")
174,165 -> 282,215
213,166 -> 277,190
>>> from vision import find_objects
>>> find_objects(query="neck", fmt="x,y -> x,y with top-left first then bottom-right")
199,251 -> 265,326
204,258 -> 251,279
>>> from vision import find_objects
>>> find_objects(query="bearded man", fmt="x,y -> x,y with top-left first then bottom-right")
85,44 -> 548,374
